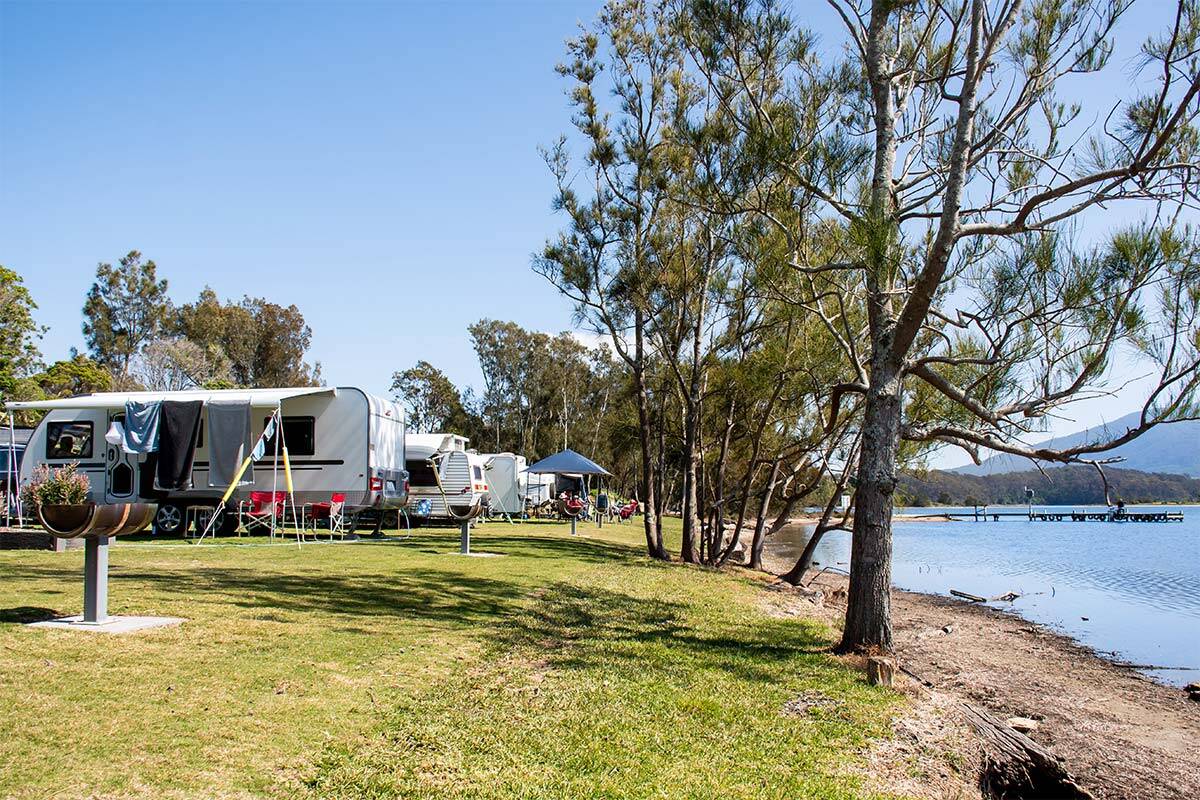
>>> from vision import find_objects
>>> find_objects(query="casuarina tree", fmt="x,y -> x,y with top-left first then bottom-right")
683,0 -> 1200,651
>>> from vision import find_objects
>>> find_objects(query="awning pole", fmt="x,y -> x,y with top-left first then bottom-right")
270,404 -> 281,539
5,411 -> 14,528
7,411 -> 20,528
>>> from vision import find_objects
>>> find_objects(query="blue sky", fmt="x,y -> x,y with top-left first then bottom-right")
0,1 -> 1185,468
1,0 -> 602,396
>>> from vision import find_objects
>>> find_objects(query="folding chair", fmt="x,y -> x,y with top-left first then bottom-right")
240,491 -> 285,535
305,492 -> 347,540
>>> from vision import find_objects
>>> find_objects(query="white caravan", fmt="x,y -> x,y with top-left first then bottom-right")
482,453 -> 527,517
404,433 -> 487,523
8,387 -> 408,535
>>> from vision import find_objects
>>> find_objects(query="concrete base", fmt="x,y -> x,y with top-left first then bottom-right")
28,615 -> 185,633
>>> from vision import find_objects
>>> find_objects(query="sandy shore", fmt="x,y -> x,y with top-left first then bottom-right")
757,549 -> 1200,799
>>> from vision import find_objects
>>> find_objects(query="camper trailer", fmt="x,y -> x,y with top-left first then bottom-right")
405,433 -> 487,523
482,453 -> 527,518
8,387 -> 408,534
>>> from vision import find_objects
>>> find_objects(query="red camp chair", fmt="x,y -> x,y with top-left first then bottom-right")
305,492 -> 347,539
239,491 -> 286,534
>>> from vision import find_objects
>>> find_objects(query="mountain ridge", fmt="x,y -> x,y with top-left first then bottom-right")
949,412 -> 1200,477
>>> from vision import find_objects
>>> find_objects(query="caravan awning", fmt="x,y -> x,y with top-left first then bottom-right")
5,387 -> 336,412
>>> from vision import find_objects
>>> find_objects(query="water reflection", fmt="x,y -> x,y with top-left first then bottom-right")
766,505 -> 1200,686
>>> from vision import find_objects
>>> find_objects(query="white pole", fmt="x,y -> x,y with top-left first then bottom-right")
270,405 -> 280,539
7,411 -> 20,527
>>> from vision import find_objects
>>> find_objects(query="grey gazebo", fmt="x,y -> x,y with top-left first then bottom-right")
525,448 -> 611,534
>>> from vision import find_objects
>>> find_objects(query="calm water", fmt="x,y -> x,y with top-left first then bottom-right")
767,505 -> 1200,686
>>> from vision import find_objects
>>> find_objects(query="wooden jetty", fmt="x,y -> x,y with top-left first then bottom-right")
937,508 -> 1186,523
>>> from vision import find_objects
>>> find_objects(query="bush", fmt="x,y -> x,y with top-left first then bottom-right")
21,463 -> 91,507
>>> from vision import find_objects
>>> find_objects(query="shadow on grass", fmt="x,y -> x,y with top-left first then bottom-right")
0,606 -> 61,623
495,582 -> 831,684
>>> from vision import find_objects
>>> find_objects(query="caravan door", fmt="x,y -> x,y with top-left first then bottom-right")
104,411 -> 138,504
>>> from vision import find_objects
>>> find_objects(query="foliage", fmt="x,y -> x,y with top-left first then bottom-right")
898,466 -> 1200,507
21,462 -> 91,507
174,287 -> 322,387
82,251 -> 170,375
389,360 -> 467,435
133,337 -> 234,391
0,266 -> 44,400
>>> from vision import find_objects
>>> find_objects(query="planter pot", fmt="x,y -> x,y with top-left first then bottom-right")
37,502 -> 157,539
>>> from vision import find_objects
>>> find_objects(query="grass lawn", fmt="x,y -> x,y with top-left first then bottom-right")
0,518 -> 901,799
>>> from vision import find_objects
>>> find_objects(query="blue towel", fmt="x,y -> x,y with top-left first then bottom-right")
123,400 -> 161,453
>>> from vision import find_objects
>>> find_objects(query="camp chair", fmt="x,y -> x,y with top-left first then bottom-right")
305,492 -> 347,539
240,491 -> 286,534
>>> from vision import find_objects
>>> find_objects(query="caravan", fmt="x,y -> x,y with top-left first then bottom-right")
482,452 -> 527,518
404,433 -> 487,524
8,387 -> 408,535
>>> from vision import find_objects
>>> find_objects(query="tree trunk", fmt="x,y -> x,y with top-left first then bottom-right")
680,394 -> 701,563
634,310 -> 668,561
839,367 -> 900,653
748,457 -> 782,570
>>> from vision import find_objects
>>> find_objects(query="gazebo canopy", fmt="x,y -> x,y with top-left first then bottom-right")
525,448 -> 611,477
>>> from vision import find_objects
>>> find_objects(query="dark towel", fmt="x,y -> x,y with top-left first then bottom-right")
206,401 -> 253,489
156,400 -> 204,490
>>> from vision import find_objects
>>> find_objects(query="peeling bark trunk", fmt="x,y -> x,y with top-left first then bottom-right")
634,309 -> 668,561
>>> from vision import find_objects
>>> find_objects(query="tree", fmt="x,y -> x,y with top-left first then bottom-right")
134,338 -> 234,391
685,0 -> 1200,651
82,251 -> 170,375
537,0 -> 689,560
390,361 -> 467,434
0,266 -> 44,400
174,288 -> 322,388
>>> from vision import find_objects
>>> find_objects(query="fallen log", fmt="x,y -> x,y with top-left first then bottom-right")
960,702 -> 1093,799
950,589 -> 987,603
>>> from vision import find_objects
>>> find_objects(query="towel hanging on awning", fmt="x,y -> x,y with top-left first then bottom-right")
206,400 -> 253,489
122,400 -> 161,453
156,400 -> 203,490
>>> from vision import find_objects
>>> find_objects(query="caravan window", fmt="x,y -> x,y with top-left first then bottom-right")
46,421 -> 93,459
262,416 -> 315,457
406,459 -> 438,487
473,466 -> 483,480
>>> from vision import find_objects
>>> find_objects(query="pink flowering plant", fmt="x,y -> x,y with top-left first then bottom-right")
21,463 -> 91,507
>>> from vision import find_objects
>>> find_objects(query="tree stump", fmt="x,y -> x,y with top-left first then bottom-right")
960,702 -> 1093,799
867,656 -> 895,687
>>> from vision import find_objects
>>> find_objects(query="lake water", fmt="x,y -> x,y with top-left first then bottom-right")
766,505 -> 1200,687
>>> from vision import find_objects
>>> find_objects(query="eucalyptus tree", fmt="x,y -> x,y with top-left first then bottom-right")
684,0 -> 1200,651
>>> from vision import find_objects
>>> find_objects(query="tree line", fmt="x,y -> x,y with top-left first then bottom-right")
1,251 -> 321,425
898,466 -> 1200,507
534,0 -> 1200,653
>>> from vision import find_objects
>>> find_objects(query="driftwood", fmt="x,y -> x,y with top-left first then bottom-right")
960,702 -> 1093,799
950,589 -> 987,603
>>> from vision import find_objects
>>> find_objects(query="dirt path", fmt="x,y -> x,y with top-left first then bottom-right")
758,555 -> 1200,800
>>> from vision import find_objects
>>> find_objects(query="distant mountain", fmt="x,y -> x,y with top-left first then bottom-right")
899,465 -> 1200,506
950,412 -> 1200,477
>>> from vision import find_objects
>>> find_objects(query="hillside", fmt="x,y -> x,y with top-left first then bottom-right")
899,465 -> 1200,506
950,413 -> 1200,477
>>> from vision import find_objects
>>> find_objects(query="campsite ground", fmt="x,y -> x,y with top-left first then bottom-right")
0,519 -> 910,800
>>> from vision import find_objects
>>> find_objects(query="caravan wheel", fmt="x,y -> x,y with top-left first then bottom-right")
154,503 -> 185,536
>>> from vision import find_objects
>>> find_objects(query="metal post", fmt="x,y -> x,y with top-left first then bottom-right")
460,519 -> 470,554
83,536 -> 110,624
570,516 -> 577,536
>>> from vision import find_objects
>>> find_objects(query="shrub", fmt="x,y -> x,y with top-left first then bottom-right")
22,463 -> 91,507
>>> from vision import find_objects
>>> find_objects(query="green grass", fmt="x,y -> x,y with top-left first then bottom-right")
0,519 -> 901,799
